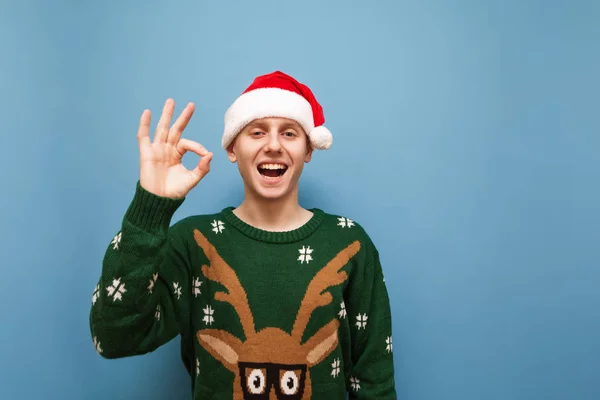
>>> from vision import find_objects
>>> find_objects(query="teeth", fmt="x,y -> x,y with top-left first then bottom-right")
258,163 -> 287,170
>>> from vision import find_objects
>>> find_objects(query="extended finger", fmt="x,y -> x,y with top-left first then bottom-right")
137,109 -> 151,148
176,138 -> 209,157
167,102 -> 195,144
154,98 -> 175,143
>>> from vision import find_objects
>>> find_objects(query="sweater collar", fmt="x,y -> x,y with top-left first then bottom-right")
220,207 -> 325,244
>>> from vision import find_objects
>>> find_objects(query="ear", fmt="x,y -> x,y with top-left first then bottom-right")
301,319 -> 339,366
197,329 -> 243,373
304,142 -> 314,163
226,143 -> 237,163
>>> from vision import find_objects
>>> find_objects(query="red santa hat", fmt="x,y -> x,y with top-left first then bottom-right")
222,71 -> 333,150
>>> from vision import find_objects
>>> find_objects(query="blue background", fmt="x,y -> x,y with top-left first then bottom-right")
1,0 -> 599,399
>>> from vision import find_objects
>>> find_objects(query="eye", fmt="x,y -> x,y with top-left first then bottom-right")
250,130 -> 265,136
283,131 -> 296,137
247,369 -> 266,394
280,370 -> 300,395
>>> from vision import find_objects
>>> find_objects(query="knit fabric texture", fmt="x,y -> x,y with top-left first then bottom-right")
89,182 -> 397,399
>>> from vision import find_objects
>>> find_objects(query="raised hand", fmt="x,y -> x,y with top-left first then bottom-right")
137,98 -> 213,198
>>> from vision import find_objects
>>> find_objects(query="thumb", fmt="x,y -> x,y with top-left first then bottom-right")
192,152 -> 213,181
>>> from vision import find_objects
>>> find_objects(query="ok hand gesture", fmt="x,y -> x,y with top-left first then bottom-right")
137,98 -> 213,199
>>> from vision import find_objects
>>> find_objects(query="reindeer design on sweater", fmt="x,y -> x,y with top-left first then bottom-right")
192,229 -> 361,399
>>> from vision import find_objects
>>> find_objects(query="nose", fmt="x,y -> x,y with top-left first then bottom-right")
264,132 -> 283,153
269,387 -> 278,400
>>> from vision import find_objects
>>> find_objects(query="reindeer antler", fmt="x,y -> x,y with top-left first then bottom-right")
193,229 -> 256,340
291,240 -> 361,342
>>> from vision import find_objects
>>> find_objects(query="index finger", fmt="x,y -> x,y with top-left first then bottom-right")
176,138 -> 209,157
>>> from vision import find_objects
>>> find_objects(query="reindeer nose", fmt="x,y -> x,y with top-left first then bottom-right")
269,388 -> 278,400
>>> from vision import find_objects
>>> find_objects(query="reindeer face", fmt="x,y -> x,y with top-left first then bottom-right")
193,229 -> 361,400
238,361 -> 307,399
198,324 -> 341,399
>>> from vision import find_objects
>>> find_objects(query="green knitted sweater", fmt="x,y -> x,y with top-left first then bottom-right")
89,182 -> 397,399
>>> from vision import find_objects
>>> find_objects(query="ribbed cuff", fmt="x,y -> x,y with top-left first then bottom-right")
124,181 -> 185,232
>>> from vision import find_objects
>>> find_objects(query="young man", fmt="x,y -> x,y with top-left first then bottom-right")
89,71 -> 397,399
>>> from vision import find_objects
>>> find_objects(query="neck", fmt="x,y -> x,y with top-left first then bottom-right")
233,187 -> 313,232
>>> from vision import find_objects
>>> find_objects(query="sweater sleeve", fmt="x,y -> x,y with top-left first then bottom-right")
345,247 -> 397,399
89,182 -> 191,359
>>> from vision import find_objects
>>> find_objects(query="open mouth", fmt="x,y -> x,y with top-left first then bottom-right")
257,163 -> 288,178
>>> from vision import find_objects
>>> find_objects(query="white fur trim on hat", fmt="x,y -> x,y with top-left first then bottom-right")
222,88 -> 330,150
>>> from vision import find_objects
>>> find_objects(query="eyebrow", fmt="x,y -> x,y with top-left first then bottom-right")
246,121 -> 301,131
246,121 -> 268,130
280,122 -> 301,130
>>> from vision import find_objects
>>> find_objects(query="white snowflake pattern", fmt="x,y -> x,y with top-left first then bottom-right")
148,272 -> 158,294
196,358 -> 200,376
192,277 -> 202,297
337,217 -> 355,228
155,305 -> 161,321
386,336 -> 393,353
355,313 -> 368,330
203,305 -> 214,325
93,336 -> 102,354
211,220 -> 225,234
106,278 -> 126,301
350,376 -> 361,391
331,358 -> 341,378
298,246 -> 314,264
338,301 -> 347,319
92,284 -> 100,305
173,282 -> 182,300
111,231 -> 122,250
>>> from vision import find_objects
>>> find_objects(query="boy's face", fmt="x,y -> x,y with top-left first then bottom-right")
227,117 -> 313,202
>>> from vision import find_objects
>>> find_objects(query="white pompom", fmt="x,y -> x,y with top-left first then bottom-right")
309,126 -> 333,150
